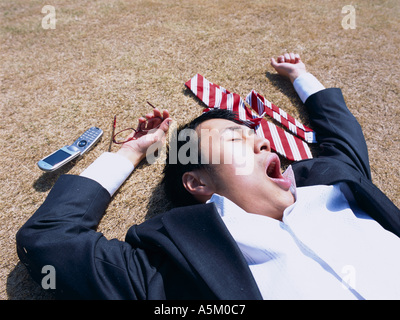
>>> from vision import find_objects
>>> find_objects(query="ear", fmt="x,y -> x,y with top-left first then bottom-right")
182,170 -> 215,203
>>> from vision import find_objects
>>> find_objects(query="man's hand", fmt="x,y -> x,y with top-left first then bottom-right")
117,108 -> 172,167
270,53 -> 307,83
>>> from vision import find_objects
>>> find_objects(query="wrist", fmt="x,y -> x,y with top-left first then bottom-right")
117,146 -> 145,167
292,72 -> 325,103
288,69 -> 307,84
80,152 -> 134,196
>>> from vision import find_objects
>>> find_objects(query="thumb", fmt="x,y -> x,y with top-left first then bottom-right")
148,118 -> 172,144
270,57 -> 281,71
159,117 -> 173,133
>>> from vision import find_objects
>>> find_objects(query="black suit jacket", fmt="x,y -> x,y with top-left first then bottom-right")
16,88 -> 400,299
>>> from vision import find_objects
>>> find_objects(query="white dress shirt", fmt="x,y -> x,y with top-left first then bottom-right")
208,186 -> 400,300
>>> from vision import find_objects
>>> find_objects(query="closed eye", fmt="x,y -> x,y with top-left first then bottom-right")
221,125 -> 254,142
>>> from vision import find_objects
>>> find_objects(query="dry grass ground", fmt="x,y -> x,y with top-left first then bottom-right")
1,0 -> 399,299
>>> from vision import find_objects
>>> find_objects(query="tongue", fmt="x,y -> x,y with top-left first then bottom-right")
270,176 -> 292,191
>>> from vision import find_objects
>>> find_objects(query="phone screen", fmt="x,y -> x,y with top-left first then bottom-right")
43,149 -> 72,166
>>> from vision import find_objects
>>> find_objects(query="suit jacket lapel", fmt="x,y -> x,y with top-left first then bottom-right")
292,158 -> 359,188
161,203 -> 262,300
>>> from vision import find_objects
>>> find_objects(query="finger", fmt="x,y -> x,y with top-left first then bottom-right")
146,117 -> 161,130
142,110 -> 159,128
294,53 -> 301,63
151,108 -> 162,119
137,117 -> 147,131
145,117 -> 173,145
148,108 -> 168,127
284,53 -> 291,62
145,112 -> 154,119
278,55 -> 285,63
144,108 -> 160,120
270,57 -> 278,69
162,109 -> 170,120
289,52 -> 296,63
137,117 -> 147,127
139,108 -> 169,131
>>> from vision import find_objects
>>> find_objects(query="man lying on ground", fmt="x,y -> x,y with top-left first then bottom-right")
17,53 -> 400,299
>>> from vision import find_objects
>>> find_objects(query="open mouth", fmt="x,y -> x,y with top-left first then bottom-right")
266,154 -> 281,179
265,153 -> 292,191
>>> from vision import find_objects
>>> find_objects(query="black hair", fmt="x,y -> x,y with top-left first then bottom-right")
162,109 -> 243,207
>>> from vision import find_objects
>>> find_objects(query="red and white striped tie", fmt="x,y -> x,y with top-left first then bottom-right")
185,74 -> 315,161
246,90 -> 316,144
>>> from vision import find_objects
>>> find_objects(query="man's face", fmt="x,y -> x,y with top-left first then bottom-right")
196,118 -> 295,220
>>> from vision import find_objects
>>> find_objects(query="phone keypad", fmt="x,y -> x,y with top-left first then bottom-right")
71,127 -> 103,154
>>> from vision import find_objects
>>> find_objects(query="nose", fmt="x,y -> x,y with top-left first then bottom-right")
254,135 -> 271,153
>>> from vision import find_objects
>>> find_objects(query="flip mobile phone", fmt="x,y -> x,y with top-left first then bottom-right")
37,127 -> 103,172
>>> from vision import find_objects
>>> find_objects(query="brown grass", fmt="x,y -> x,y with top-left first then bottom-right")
1,0 -> 399,299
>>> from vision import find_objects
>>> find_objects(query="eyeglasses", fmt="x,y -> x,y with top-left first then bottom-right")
110,102 -> 163,146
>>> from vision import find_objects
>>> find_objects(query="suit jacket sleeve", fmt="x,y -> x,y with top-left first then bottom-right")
16,175 -> 149,299
304,88 -> 372,180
